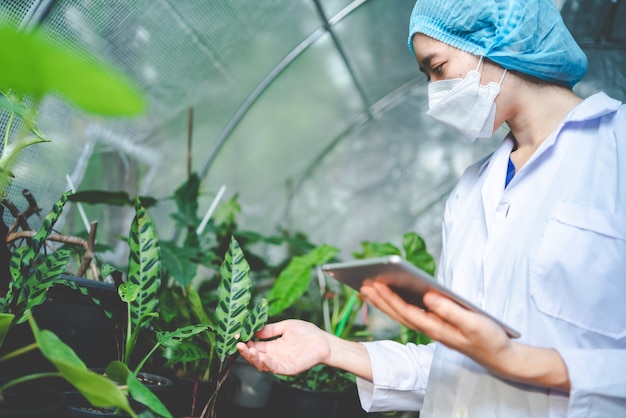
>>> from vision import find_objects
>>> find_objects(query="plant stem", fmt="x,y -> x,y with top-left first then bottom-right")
133,342 -> 161,375
0,372 -> 61,391
3,110 -> 14,150
124,300 -> 132,364
334,292 -> 358,337
0,342 -> 37,363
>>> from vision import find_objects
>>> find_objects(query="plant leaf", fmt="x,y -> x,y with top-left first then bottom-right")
32,320 -> 134,415
156,324 -> 210,348
3,193 -> 71,322
18,249 -> 71,321
118,282 -> 141,303
402,232 -> 436,275
162,340 -> 212,364
267,244 -> 339,317
187,286 -> 215,328
0,25 -> 145,116
353,241 -> 401,260
160,241 -> 198,287
68,190 -> 157,208
106,361 -> 173,418
0,313 -> 14,350
127,198 -> 161,332
239,298 -> 268,342
215,236 -> 251,361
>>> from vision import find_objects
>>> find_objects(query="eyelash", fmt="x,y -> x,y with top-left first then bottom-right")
422,65 -> 443,82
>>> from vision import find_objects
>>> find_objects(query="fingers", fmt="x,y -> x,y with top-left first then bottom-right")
253,321 -> 287,340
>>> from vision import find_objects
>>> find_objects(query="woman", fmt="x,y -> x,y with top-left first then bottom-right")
238,0 -> 626,416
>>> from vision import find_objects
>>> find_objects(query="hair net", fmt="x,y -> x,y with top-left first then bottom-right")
408,0 -> 588,87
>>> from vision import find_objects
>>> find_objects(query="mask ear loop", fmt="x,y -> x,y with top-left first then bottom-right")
476,55 -> 485,71
498,68 -> 508,86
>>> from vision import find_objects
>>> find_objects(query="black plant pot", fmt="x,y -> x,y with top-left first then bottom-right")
0,275 -> 124,379
63,392 -> 148,417
56,371 -> 174,417
267,382 -> 346,418
0,380 -> 66,417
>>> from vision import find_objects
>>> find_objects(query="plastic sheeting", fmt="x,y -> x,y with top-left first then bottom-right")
1,0 -> 625,264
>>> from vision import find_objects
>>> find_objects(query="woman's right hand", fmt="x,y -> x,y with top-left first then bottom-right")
237,319 -> 374,381
236,319 -> 331,376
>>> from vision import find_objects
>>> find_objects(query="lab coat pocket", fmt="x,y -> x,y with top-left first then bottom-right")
531,202 -> 626,339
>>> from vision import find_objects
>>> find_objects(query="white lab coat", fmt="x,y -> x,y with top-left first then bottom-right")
356,92 -> 626,418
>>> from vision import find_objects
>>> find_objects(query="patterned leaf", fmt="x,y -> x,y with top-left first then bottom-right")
215,236 -> 251,362
1,193 -> 71,317
3,246 -> 28,311
118,282 -> 140,303
17,249 -> 71,323
162,340 -> 212,364
156,324 -> 210,348
29,191 -> 71,258
127,197 -> 161,332
239,298 -> 268,342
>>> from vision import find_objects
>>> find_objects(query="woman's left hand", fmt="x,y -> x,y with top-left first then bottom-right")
360,281 -> 570,391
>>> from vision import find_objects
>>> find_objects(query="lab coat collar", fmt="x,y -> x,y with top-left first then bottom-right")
566,92 -> 622,122
476,92 -> 622,177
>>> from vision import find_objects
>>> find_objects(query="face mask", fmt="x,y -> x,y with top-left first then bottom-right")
426,57 -> 507,142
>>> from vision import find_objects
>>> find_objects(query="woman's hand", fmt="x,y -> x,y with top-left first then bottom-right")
237,319 -> 373,381
237,319 -> 330,376
360,281 -> 570,391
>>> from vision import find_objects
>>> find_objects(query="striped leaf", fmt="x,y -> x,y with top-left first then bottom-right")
28,191 -> 71,260
215,236 -> 252,362
1,193 -> 71,321
239,298 -> 268,342
127,197 -> 161,332
18,249 -> 71,323
156,324 -> 210,348
3,246 -> 28,311
162,340 -> 212,364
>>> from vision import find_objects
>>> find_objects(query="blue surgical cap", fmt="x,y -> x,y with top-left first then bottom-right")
408,0 -> 588,87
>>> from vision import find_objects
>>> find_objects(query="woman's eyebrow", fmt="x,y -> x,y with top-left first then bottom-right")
418,52 -> 437,72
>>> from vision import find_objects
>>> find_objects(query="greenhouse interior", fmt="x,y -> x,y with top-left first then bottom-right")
0,0 -> 625,417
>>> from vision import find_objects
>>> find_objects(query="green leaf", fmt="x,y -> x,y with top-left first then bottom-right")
156,324 -> 210,348
0,313 -> 14,350
18,249 -> 71,321
68,190 -> 158,208
187,286 -> 216,329
127,198 -> 161,332
162,341 -> 212,364
0,24 -> 145,116
160,241 -> 198,287
171,173 -> 200,229
353,241 -> 401,260
106,361 -> 173,418
215,236 -> 252,361
402,232 -> 436,275
29,191 -> 72,258
239,298 -> 268,342
3,193 -> 71,323
118,282 -> 141,303
32,320 -> 134,415
267,244 -> 339,317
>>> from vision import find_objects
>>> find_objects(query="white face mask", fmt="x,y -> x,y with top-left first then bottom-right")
426,57 -> 507,142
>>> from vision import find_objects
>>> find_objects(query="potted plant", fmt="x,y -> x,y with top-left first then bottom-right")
69,180 -> 270,418
0,193 -> 148,417
259,232 -> 435,418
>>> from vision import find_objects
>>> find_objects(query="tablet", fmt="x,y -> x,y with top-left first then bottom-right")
321,255 -> 521,339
